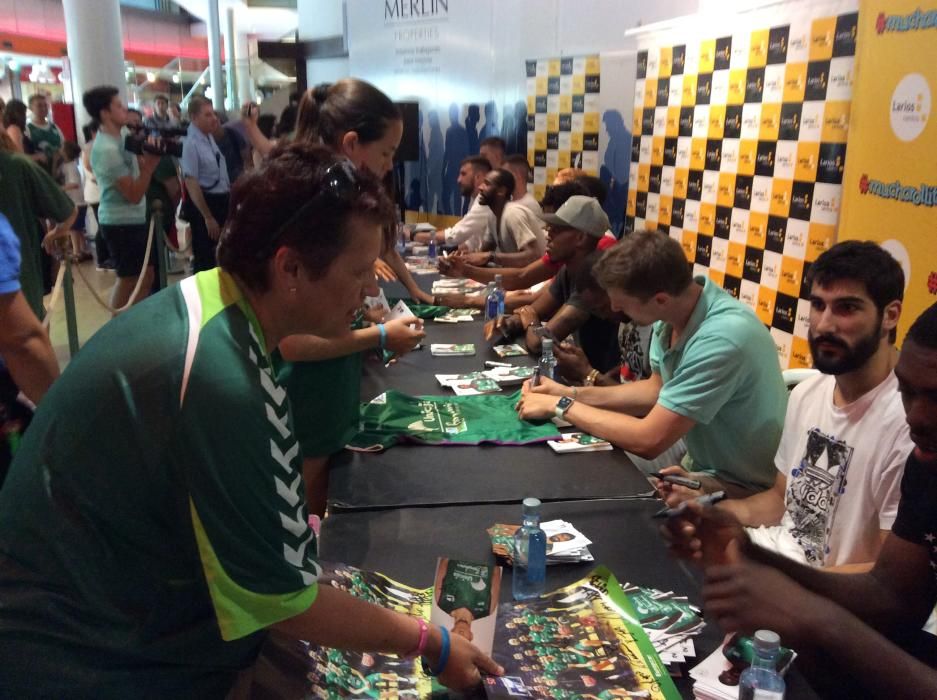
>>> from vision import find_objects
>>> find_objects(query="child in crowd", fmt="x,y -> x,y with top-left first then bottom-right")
59,141 -> 92,262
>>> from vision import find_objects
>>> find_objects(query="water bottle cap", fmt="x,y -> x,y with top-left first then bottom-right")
494,274 -> 503,283
753,630 -> 781,652
522,497 -> 541,513
542,338 -> 553,352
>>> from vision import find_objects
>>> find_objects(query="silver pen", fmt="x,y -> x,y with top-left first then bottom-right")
653,491 -> 727,519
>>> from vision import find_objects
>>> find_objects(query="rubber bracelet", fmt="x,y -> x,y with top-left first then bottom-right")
422,625 -> 450,677
403,618 -> 429,659
377,323 -> 387,351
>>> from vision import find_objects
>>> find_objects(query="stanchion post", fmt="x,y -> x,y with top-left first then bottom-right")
62,255 -> 80,358
153,200 -> 168,291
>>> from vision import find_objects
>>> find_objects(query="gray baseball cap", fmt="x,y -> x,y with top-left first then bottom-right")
539,195 -> 610,237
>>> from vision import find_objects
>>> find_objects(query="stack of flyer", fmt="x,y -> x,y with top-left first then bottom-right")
689,635 -> 795,700
621,583 -> 705,670
487,519 -> 594,565
436,366 -> 535,395
433,308 -> 479,323
547,432 -> 613,453
430,343 -> 476,357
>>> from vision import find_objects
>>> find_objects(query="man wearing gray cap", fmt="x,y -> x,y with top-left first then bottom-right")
495,195 -> 621,372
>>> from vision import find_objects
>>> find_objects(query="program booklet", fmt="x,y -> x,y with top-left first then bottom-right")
493,343 -> 528,358
430,343 -> 476,356
547,432 -> 614,453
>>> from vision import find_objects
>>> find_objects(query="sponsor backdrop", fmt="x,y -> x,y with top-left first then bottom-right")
839,0 -> 937,342
627,1 -> 859,369
525,55 -> 602,203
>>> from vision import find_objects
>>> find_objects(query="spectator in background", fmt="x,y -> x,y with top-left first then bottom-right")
170,101 -> 185,128
181,96 -> 229,272
60,141 -> 92,262
26,94 -> 63,176
3,100 -> 31,155
479,135 -> 506,169
144,94 -> 178,131
212,115 -> 250,184
80,121 -> 112,271
0,130 -> 76,319
84,85 -> 160,309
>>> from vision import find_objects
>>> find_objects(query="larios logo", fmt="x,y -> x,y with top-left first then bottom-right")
385,0 -> 448,22
859,174 -> 937,206
876,8 -> 937,33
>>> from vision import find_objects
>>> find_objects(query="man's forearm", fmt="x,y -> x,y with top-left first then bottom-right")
492,247 -> 538,268
185,179 -> 213,221
562,401 -> 662,457
575,379 -> 660,416
719,488 -> 786,527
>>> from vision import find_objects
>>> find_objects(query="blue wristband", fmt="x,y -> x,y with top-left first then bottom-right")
377,323 -> 387,351
422,625 -> 450,677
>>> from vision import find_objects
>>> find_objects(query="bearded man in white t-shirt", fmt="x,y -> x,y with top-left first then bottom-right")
709,241 -> 912,571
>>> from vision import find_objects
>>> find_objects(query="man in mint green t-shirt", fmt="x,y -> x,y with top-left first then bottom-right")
517,230 -> 786,499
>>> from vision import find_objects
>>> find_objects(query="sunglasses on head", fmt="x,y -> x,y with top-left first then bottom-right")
260,160 -> 361,259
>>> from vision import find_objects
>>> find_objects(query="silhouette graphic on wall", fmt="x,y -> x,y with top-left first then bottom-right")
425,109 -> 444,214
601,109 -> 631,235
480,101 -> 499,140
466,105 -> 480,158
442,103 -> 469,215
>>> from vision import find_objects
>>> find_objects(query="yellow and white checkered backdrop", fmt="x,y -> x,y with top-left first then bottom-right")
526,54 -> 602,203
628,10 -> 858,369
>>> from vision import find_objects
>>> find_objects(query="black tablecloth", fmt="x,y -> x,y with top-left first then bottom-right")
328,319 -> 655,510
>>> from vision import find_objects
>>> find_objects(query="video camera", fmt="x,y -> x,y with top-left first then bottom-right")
125,124 -> 187,159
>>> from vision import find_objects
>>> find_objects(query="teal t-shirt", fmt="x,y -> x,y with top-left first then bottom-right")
0,269 -> 319,696
650,277 -> 787,490
91,128 -> 146,225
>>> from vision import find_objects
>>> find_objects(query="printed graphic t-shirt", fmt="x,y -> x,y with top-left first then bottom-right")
776,371 -> 911,566
0,268 -> 319,696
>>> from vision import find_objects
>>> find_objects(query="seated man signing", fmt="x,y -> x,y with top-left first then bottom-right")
517,231 -> 787,498
683,242 -> 911,572
661,302 -> 937,699
473,168 -> 543,267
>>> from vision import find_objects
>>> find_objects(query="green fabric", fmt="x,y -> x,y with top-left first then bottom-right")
91,128 -> 146,225
0,268 -> 320,693
349,390 -> 560,449
279,351 -> 364,457
438,561 -> 492,617
650,277 -> 787,490
387,298 -> 451,319
0,151 -> 75,318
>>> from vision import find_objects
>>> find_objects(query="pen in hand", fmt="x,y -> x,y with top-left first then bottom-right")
652,491 -> 726,519
649,472 -> 702,490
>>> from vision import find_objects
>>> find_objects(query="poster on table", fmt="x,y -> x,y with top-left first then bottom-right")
837,0 -> 937,342
305,563 -> 679,699
627,1 -> 859,369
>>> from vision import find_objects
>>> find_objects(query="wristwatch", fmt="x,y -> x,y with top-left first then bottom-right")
554,396 -> 575,420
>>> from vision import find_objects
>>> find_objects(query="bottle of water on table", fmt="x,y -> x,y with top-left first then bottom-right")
739,629 -> 786,699
485,274 -> 505,321
427,233 -> 437,261
513,497 -> 546,600
538,338 -> 557,381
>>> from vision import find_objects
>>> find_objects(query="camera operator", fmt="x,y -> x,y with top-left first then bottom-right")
181,97 -> 229,272
83,86 -> 159,309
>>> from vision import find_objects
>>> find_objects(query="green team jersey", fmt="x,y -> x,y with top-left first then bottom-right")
349,390 -> 560,449
0,268 -> 320,697
26,120 -> 63,173
438,561 -> 492,617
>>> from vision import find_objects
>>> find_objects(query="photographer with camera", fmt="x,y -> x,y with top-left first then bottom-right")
83,86 -> 159,310
181,97 -> 230,272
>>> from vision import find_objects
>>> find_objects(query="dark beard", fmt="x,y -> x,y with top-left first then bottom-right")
809,327 -> 882,375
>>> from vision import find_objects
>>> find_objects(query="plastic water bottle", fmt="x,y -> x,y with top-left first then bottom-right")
538,338 -> 557,381
427,234 -> 437,260
513,497 -> 547,600
396,224 -> 407,255
485,274 -> 505,320
739,630 -> 786,700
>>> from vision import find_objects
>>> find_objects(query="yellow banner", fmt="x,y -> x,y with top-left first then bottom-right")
839,0 -> 937,341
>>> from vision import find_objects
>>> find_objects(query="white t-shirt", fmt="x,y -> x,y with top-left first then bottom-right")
444,194 -> 495,251
513,191 -> 543,218
774,371 -> 911,567
60,160 -> 84,206
489,201 -> 544,254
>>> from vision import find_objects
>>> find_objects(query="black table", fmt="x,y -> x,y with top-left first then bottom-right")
327,319 -> 655,510
319,500 -> 819,699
